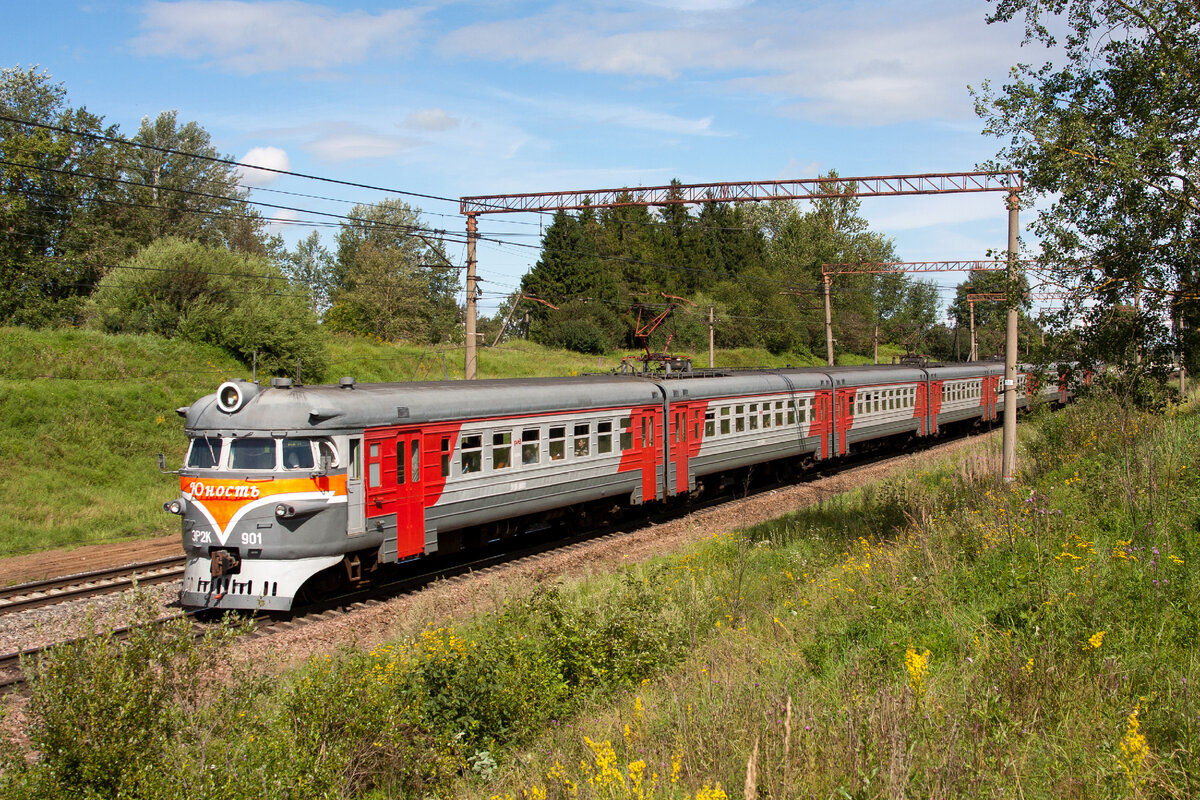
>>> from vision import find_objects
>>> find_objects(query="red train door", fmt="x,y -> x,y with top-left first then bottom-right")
834,388 -> 856,456
982,375 -> 999,420
365,426 -> 425,560
928,380 -> 944,433
632,407 -> 660,503
668,406 -> 687,496
812,391 -> 833,459
668,403 -> 706,496
395,430 -> 424,559
364,428 -> 396,529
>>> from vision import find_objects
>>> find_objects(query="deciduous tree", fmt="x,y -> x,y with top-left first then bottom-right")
974,0 -> 1200,375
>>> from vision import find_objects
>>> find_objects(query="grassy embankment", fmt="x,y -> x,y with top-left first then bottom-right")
0,326 -> 889,557
4,393 -> 1197,798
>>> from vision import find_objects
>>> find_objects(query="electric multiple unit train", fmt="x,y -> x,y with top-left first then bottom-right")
165,362 -> 1069,611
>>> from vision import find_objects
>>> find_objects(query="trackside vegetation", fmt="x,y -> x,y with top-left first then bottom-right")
3,393 -> 1197,798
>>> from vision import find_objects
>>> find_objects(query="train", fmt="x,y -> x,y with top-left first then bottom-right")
164,360 -> 1071,611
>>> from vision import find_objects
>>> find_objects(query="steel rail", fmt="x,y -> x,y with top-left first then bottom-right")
0,556 -> 187,616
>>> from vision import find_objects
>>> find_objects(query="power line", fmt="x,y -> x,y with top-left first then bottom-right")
0,113 -> 462,209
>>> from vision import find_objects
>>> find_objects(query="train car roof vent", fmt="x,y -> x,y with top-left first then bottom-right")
270,377 -> 294,389
339,376 -> 356,389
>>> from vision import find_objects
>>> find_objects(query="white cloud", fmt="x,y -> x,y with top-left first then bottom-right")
237,145 -> 290,185
440,1 -> 1025,126
494,89 -> 724,137
132,0 -> 424,73
860,193 -> 1013,232
403,108 -> 461,132
267,207 -> 301,233
639,0 -> 755,9
305,126 -> 416,162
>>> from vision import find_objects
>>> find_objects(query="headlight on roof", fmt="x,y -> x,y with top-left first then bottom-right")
216,381 -> 245,413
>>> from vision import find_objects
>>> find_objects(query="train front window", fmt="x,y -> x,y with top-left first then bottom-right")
282,438 -> 315,470
187,436 -> 222,469
230,438 -> 276,470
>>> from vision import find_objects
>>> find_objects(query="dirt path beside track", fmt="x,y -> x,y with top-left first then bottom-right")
0,535 -> 179,587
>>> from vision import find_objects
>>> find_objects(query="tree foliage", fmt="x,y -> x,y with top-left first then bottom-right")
974,0 -> 1200,375
119,110 -> 269,255
0,67 -> 124,326
90,238 -> 327,378
1,67 -> 274,328
326,199 -> 461,343
519,173 -> 924,358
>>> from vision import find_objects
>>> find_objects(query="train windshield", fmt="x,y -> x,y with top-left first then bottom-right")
281,438 -> 315,469
229,438 -> 276,470
186,436 -> 222,469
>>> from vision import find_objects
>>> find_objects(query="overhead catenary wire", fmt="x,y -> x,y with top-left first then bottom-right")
0,113 -> 465,210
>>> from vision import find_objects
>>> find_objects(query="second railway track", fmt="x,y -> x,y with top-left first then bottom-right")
0,555 -> 187,616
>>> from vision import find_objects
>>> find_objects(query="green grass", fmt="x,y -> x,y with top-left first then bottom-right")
6,394 -> 1198,798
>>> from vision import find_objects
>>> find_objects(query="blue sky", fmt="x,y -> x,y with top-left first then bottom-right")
7,0 -> 1052,316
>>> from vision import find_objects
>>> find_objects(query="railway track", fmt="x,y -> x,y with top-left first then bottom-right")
0,555 -> 187,616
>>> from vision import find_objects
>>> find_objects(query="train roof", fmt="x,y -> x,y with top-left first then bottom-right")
184,374 -> 668,436
180,360 -> 1024,437
924,362 -> 1006,378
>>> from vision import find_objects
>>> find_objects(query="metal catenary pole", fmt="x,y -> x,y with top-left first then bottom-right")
708,306 -> 715,369
969,300 -> 977,361
465,214 -> 478,380
1002,191 -> 1020,482
823,274 -> 835,366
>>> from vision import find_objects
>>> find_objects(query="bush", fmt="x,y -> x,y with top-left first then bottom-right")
0,596 -> 246,799
89,237 -> 328,379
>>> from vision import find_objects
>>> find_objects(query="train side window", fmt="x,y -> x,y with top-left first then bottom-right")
549,426 -> 566,460
317,440 -> 339,469
642,417 -> 654,446
367,443 -> 381,488
705,409 -> 715,438
735,405 -> 745,433
522,428 -> 541,464
620,418 -> 633,451
775,401 -> 784,426
720,407 -> 731,435
492,432 -> 512,470
748,403 -> 758,431
396,441 -> 406,484
411,442 -> 419,480
788,401 -> 796,425
693,412 -> 701,440
797,400 -> 806,424
186,436 -> 222,469
349,439 -> 362,480
597,421 -> 613,454
461,434 -> 482,474
762,404 -> 771,428
574,424 -> 590,457
440,437 -> 451,477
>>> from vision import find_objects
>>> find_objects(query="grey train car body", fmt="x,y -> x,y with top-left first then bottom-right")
168,362 -> 1070,611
